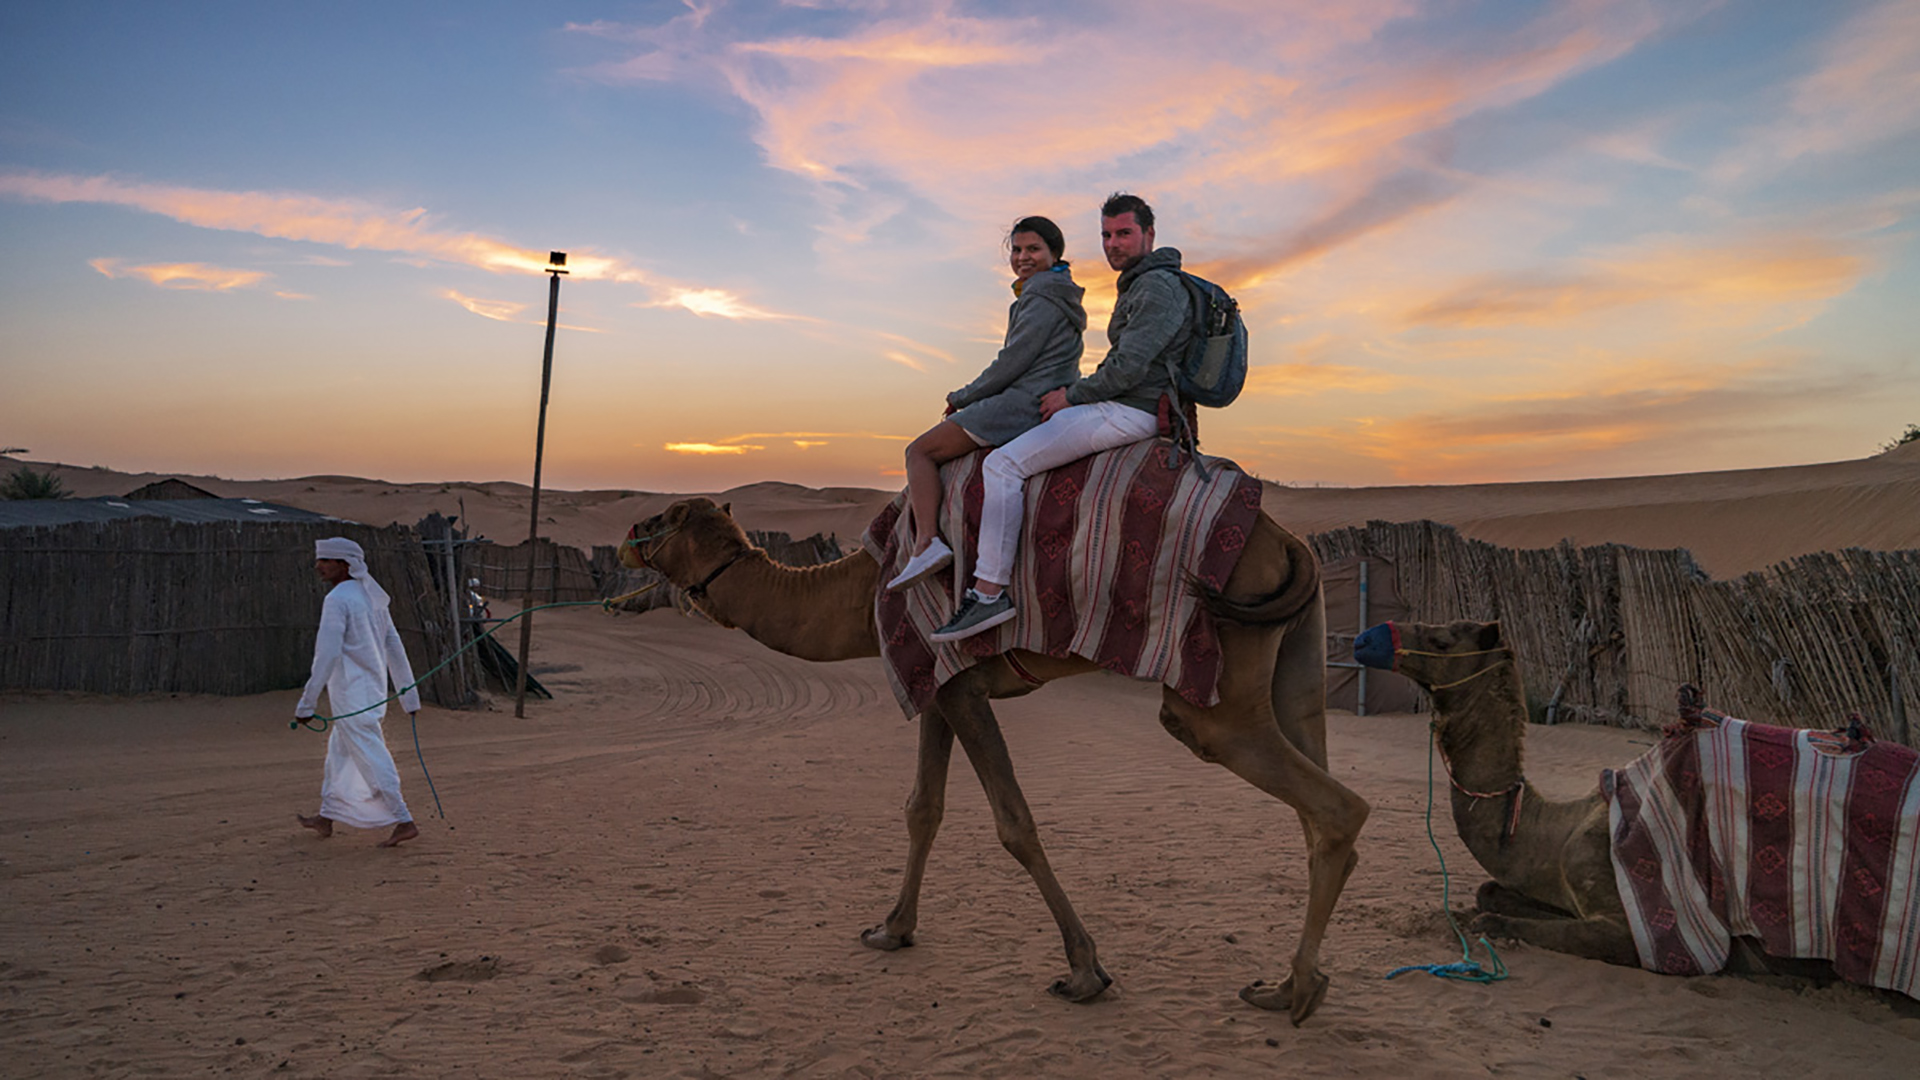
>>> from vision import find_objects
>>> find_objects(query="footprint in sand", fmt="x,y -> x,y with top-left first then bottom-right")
415,956 -> 501,982
620,986 -> 705,1005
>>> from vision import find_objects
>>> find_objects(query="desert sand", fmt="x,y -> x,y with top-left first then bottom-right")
5,443 -> 1920,1077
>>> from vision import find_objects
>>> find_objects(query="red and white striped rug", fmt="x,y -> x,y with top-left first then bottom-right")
862,439 -> 1262,719
1605,710 -> 1920,998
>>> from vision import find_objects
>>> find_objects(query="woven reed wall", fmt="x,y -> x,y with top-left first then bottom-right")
1310,522 -> 1919,744
0,519 -> 476,705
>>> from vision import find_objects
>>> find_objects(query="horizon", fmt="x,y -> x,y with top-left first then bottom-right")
3,2 -> 1917,492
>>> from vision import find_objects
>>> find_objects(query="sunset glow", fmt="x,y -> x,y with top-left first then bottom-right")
2,2 -> 1914,491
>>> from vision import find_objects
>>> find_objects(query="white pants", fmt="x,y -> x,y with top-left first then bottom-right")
974,401 -> 1159,586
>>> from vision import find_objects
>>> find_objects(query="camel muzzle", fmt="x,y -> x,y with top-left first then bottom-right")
1353,622 -> 1398,670
620,524 -> 652,571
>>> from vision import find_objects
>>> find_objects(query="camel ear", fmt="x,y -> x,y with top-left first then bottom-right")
1478,621 -> 1502,650
720,502 -> 732,517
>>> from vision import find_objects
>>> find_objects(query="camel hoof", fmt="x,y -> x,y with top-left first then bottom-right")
859,926 -> 914,951
1468,912 -> 1510,938
1239,971 -> 1331,1025
1047,965 -> 1113,1003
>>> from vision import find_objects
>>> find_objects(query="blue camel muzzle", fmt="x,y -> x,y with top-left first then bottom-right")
1352,622 -> 1398,670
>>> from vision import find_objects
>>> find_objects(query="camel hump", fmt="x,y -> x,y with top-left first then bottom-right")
1191,514 -> 1319,628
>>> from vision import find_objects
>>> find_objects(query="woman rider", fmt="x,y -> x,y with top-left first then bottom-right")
885,215 -> 1086,592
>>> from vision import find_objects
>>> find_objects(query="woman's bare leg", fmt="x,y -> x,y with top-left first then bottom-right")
903,420 -> 983,552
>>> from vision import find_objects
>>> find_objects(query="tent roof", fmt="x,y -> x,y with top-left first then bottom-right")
0,497 -> 342,528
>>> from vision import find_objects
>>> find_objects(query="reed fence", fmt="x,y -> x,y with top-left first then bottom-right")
1,518 -> 477,705
1309,522 -> 1918,744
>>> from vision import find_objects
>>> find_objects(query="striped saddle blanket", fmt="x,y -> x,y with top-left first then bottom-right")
861,438 -> 1263,719
1604,710 -> 1920,998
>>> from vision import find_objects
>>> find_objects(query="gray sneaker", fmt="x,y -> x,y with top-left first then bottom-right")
928,588 -> 1016,643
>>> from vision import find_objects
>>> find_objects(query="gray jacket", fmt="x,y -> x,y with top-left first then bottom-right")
947,263 -> 1087,446
1063,247 -> 1191,416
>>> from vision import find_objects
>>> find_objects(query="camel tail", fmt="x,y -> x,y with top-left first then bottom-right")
1189,525 -> 1321,629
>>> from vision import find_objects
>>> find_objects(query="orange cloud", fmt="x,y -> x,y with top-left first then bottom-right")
1242,360 -> 1398,397
3,170 -> 801,323
664,442 -> 762,455
1321,358 -> 1875,483
1404,235 -> 1868,328
89,257 -> 268,292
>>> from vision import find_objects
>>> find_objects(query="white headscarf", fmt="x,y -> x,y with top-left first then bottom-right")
315,536 -> 392,610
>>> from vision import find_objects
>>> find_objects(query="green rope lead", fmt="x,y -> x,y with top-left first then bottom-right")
289,596 -> 632,819
289,597 -> 613,733
1384,723 -> 1510,985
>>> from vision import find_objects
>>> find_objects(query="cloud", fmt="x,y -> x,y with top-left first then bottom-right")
658,429 -> 910,458
89,257 -> 268,292
571,0 -> 1700,281
443,290 -> 528,323
2,169 -> 804,323
1716,0 -> 1920,181
1404,233 -> 1869,328
1243,359 -> 1400,397
664,442 -> 763,455
1330,357 -> 1882,482
643,287 -> 797,321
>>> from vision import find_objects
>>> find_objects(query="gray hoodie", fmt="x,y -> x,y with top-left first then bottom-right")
1063,247 -> 1191,416
946,263 -> 1088,446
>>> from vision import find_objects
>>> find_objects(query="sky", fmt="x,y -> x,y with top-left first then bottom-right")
2,0 -> 1916,493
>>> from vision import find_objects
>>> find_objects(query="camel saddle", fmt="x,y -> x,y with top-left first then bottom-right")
862,437 -> 1263,718
1605,707 -> 1920,999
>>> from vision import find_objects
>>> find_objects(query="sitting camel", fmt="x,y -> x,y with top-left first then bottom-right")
1352,619 -> 1636,965
622,495 -> 1369,1025
1353,619 -> 1920,999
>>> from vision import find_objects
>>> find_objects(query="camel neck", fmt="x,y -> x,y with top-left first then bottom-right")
1432,667 -> 1536,868
697,549 -> 882,662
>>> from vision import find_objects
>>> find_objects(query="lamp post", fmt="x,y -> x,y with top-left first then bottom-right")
514,251 -> 568,718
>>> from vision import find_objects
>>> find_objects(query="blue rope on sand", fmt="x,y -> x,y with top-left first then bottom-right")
1384,723 -> 1510,985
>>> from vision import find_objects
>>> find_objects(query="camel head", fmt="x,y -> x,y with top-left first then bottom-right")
1354,619 -> 1510,695
621,500 -> 754,626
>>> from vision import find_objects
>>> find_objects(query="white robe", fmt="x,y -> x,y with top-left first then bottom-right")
296,579 -> 420,828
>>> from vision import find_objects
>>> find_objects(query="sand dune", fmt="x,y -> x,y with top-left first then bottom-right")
24,440 -> 1918,575
5,445 -> 1920,1076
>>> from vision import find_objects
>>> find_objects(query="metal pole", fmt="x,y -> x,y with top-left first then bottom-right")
441,536 -> 469,704
515,255 -> 566,717
1356,559 -> 1370,717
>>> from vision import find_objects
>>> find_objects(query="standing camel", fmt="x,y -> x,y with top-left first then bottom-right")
622,496 -> 1369,1024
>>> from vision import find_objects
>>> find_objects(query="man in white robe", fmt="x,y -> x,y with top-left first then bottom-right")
294,537 -> 421,848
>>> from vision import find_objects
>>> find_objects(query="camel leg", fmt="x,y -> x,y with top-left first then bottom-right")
1270,593 -> 1329,771
1160,690 -> 1369,1026
935,673 -> 1111,1002
861,706 -> 956,951
1468,911 -> 1639,967
1475,880 -> 1575,921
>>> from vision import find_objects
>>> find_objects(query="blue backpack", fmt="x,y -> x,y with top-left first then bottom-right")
1150,267 -> 1247,477
1157,268 -> 1247,409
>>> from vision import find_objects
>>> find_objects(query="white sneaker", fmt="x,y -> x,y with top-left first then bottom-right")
885,536 -> 953,592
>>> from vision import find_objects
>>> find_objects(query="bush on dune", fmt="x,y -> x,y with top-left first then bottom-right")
2,467 -> 70,500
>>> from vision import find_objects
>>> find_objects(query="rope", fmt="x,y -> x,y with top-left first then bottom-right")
1384,724 -> 1510,986
289,579 -> 668,818
291,581 -> 664,732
